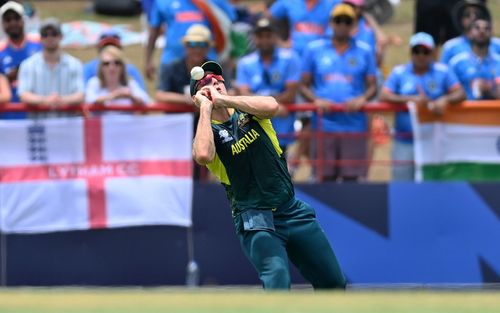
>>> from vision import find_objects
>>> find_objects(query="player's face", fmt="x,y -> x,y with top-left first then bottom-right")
197,74 -> 227,95
254,30 -> 276,55
471,20 -> 491,47
185,40 -> 210,64
461,5 -> 482,31
411,45 -> 433,70
2,11 -> 24,40
331,15 -> 354,40
40,27 -> 62,52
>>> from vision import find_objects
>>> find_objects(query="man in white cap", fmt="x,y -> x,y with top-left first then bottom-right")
0,0 -> 41,119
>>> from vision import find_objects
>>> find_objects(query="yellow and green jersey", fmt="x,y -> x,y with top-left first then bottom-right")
207,109 -> 294,216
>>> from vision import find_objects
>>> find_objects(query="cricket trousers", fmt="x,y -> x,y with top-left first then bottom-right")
234,197 -> 346,290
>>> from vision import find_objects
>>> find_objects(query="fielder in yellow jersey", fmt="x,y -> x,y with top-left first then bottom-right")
191,61 -> 346,290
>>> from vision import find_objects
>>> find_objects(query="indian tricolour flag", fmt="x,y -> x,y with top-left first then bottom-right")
410,101 -> 500,181
0,114 -> 193,233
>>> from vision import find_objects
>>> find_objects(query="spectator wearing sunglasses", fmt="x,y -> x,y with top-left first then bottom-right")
18,18 -> 84,118
379,32 -> 465,181
0,1 -> 41,119
85,45 -> 151,115
155,24 -> 215,106
440,0 -> 500,64
235,18 -> 300,155
83,30 -> 145,90
301,3 -> 377,182
449,18 -> 500,100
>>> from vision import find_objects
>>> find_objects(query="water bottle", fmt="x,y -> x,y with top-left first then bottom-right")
185,260 -> 200,287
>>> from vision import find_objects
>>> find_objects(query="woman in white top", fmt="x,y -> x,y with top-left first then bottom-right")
85,45 -> 151,115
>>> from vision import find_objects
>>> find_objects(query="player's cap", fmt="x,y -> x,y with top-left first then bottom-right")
40,18 -> 62,35
97,29 -> 122,49
409,32 -> 435,50
342,0 -> 365,7
0,1 -> 24,18
330,3 -> 356,19
182,24 -> 213,44
253,17 -> 275,33
190,61 -> 223,96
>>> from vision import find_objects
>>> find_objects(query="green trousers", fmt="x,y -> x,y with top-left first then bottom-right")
234,197 -> 346,290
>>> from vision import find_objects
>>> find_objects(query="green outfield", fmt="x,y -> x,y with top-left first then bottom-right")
0,288 -> 499,313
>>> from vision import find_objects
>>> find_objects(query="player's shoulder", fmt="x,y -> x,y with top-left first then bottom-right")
306,38 -> 329,51
443,36 -> 467,50
353,39 -> 372,53
392,64 -> 408,75
432,62 -> 453,75
239,51 -> 259,66
448,51 -> 470,67
276,47 -> 299,60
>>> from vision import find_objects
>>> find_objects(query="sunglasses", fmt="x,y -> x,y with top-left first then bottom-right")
195,73 -> 224,90
41,31 -> 60,38
2,15 -> 21,23
102,60 -> 123,67
333,16 -> 353,26
411,47 -> 431,55
186,41 -> 209,49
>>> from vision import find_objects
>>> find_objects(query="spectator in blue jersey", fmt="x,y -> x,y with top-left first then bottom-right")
235,17 -> 300,155
301,3 -> 377,182
267,0 -> 341,57
83,30 -> 145,90
450,18 -> 500,100
144,0 -> 236,80
440,0 -> 500,64
0,1 -> 41,119
18,18 -> 84,118
379,32 -> 465,181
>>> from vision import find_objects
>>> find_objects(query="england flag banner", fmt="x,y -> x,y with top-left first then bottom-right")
0,114 -> 193,233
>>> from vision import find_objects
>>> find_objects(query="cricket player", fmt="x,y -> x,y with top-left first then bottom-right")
191,61 -> 346,290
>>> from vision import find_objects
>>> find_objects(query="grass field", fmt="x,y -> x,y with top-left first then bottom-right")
0,288 -> 499,313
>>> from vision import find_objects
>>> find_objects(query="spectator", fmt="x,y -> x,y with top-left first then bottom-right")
18,18 -> 84,118
441,0 -> 500,64
144,0 -> 236,80
155,24 -> 213,106
379,32 -> 465,180
0,0 -> 41,119
300,3 -> 377,182
235,17 -> 300,155
267,0 -> 341,56
85,45 -> 151,115
0,72 -> 11,104
449,18 -> 500,100
83,30 -> 145,90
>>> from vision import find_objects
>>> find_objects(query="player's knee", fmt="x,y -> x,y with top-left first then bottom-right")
261,256 -> 290,289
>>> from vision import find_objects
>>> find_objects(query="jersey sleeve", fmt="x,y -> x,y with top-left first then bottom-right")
383,68 -> 400,93
269,0 -> 288,19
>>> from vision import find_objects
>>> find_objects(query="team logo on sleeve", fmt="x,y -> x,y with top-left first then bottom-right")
219,129 -> 233,143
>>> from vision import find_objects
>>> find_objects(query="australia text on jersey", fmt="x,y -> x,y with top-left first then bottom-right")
231,129 -> 260,155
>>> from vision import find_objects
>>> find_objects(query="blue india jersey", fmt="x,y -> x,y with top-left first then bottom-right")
449,51 -> 500,100
150,0 -> 236,64
269,0 -> 340,56
302,38 -> 376,132
0,37 -> 42,119
236,48 -> 301,146
383,62 -> 460,142
441,35 -> 500,64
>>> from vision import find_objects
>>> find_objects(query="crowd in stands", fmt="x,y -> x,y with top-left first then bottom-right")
0,0 -> 499,182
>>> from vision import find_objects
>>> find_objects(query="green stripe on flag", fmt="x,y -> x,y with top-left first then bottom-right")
423,163 -> 500,181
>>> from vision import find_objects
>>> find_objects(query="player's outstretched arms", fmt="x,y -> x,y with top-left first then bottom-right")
210,87 -> 279,119
193,93 -> 216,165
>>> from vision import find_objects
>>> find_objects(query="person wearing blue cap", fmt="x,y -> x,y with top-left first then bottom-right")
191,60 -> 346,290
379,32 -> 466,180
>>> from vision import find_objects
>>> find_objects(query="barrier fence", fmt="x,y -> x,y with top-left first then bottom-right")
1,100 -> 499,182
